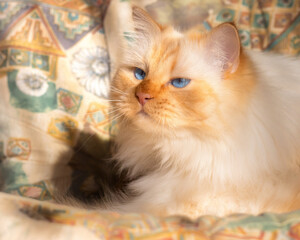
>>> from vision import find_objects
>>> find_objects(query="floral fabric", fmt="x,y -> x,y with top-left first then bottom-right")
0,0 -> 300,239
2,192 -> 300,240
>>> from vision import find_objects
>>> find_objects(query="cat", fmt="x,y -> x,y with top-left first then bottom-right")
106,6 -> 300,218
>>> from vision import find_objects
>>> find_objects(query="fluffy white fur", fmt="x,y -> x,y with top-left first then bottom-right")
108,7 -> 300,218
112,52 -> 300,218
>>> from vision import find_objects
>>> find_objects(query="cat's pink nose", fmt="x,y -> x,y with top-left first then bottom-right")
135,92 -> 153,106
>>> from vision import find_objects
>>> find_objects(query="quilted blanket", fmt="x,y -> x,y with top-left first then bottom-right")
0,0 -> 300,239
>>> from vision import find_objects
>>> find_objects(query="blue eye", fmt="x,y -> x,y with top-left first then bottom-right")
170,78 -> 191,88
134,68 -> 146,80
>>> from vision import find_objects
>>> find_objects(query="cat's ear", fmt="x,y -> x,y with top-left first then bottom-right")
121,7 -> 161,67
205,23 -> 241,74
131,6 -> 161,44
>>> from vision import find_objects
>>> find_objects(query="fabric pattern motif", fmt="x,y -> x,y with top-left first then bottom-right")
47,116 -> 79,145
7,138 -> 31,160
141,0 -> 300,54
2,192 -> 300,240
84,102 -> 111,136
0,0 -> 111,200
57,88 -> 83,116
71,47 -> 110,98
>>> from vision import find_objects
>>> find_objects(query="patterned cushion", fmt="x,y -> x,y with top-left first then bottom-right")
0,0 -> 112,200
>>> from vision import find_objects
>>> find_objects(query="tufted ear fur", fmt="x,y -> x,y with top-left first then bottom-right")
132,6 -> 161,38
205,23 -> 241,74
121,6 -> 162,66
129,7 -> 161,52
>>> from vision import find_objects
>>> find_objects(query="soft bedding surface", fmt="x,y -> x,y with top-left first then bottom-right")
0,0 -> 300,239
2,191 -> 300,240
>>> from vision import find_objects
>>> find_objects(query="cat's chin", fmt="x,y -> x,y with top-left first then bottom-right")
134,110 -> 154,125
131,110 -> 165,132
130,111 -> 185,136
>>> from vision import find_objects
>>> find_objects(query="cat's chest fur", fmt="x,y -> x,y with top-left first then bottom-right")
119,129 -> 300,216
114,51 -> 300,217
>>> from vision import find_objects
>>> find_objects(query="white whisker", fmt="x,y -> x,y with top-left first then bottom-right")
109,111 -> 125,121
101,99 -> 123,102
108,108 -> 123,115
110,86 -> 128,95
110,114 -> 125,123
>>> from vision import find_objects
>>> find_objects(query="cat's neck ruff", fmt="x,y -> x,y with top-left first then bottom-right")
115,51 -> 300,187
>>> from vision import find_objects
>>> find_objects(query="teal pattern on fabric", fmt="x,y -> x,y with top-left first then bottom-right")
265,13 -> 300,51
216,9 -> 235,22
239,30 -> 251,47
0,49 -> 8,68
224,210 -> 300,231
7,70 -> 57,113
291,35 -> 300,49
9,49 -> 31,67
0,161 -> 28,192
0,2 -> 8,12
277,0 -> 294,8
0,2 -> 26,31
0,142 -> 4,160
32,53 -> 50,71
253,13 -> 270,28
68,12 -> 79,21
7,181 -> 52,201
242,0 -> 254,8
49,8 -> 95,40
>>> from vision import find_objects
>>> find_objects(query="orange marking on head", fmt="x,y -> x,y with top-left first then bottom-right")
112,7 -> 258,137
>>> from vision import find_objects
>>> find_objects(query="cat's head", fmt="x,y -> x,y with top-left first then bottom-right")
111,7 -> 254,137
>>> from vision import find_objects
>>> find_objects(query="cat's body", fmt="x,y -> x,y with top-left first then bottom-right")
108,7 -> 300,217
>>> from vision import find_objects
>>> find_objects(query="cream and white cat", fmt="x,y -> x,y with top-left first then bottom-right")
108,7 -> 300,218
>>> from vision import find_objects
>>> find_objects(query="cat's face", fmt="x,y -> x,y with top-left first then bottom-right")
111,7 -> 247,136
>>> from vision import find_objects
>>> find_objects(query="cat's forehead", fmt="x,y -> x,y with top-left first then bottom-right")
147,30 -> 217,81
148,35 -> 181,70
123,27 -> 221,84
